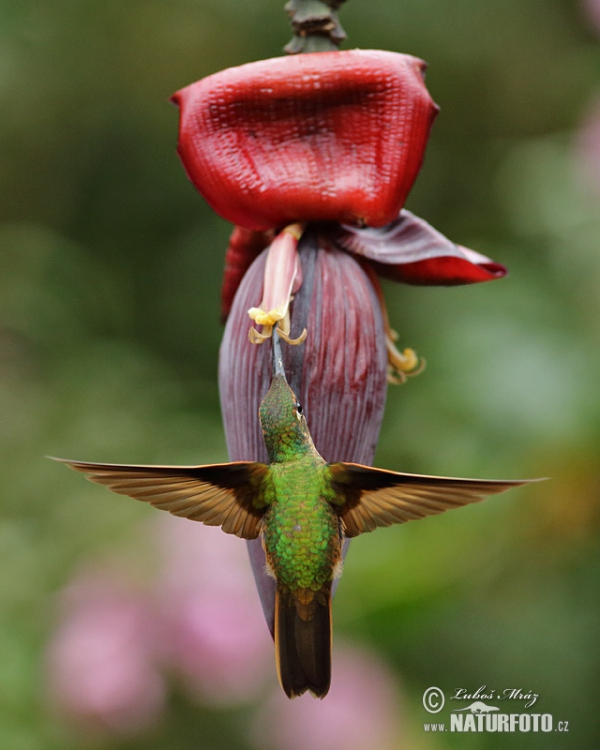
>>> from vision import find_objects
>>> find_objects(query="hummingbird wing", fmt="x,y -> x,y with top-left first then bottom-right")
51,458 -> 270,539
327,463 -> 537,538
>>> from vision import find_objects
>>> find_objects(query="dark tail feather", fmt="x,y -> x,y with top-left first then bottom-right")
275,586 -> 331,699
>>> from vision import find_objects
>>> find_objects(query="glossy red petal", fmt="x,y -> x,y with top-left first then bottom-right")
173,51 -> 438,230
334,210 -> 507,285
378,255 -> 507,285
219,232 -> 388,632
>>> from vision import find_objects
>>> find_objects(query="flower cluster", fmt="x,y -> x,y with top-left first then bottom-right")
45,517 -> 272,731
173,50 -> 506,378
172,48 -> 508,628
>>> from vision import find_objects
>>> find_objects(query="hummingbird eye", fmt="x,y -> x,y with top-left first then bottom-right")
295,402 -> 303,420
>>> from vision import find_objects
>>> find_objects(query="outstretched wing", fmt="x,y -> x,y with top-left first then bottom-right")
327,462 -> 538,538
51,457 -> 270,540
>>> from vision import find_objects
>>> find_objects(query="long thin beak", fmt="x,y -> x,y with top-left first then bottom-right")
272,329 -> 287,380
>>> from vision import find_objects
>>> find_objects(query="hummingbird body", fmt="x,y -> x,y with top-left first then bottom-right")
258,377 -> 342,696
262,456 -> 341,591
259,377 -> 342,595
52,372 -> 536,698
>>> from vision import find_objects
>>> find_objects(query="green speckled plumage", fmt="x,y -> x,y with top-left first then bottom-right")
263,457 -> 341,591
259,376 -> 342,597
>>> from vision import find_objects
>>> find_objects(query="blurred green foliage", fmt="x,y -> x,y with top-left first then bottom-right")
1,0 -> 599,748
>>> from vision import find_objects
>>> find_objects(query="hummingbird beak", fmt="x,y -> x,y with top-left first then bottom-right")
272,329 -> 288,382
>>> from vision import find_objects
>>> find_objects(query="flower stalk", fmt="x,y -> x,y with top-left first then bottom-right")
284,0 -> 348,54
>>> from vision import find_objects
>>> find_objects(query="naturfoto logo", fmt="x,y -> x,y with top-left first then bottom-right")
422,686 -> 569,734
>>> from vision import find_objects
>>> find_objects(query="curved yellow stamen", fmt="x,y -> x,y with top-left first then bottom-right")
248,304 -> 307,346
387,335 -> 420,371
386,334 -> 425,384
248,326 -> 273,344
277,326 -> 307,346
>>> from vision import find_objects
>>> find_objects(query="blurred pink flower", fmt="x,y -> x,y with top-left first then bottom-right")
46,569 -> 165,735
46,515 -> 275,734
582,0 -> 600,35
252,643 -> 402,750
575,94 -> 600,196
155,516 -> 274,706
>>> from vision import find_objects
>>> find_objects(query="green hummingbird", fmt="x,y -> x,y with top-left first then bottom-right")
52,341 -> 534,699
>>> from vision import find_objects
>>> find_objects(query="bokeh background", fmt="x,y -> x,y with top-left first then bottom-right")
2,0 -> 600,748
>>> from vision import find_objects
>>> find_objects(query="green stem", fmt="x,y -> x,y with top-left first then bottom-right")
284,0 -> 348,54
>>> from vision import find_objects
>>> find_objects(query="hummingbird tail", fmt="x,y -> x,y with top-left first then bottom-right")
274,585 -> 331,699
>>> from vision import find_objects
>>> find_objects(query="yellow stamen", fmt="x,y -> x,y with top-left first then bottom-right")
248,306 -> 287,327
248,307 -> 307,346
278,326 -> 307,346
248,326 -> 273,344
385,333 -> 426,384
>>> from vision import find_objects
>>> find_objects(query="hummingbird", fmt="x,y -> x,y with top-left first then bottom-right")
51,336 -> 534,699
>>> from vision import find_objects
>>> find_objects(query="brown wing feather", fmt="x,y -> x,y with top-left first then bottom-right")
328,462 -> 539,538
51,457 -> 270,540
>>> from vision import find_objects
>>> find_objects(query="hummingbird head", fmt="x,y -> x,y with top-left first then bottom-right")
259,375 -> 316,463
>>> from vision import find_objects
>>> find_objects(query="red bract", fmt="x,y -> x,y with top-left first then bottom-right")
332,211 -> 507,285
172,50 -> 438,231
